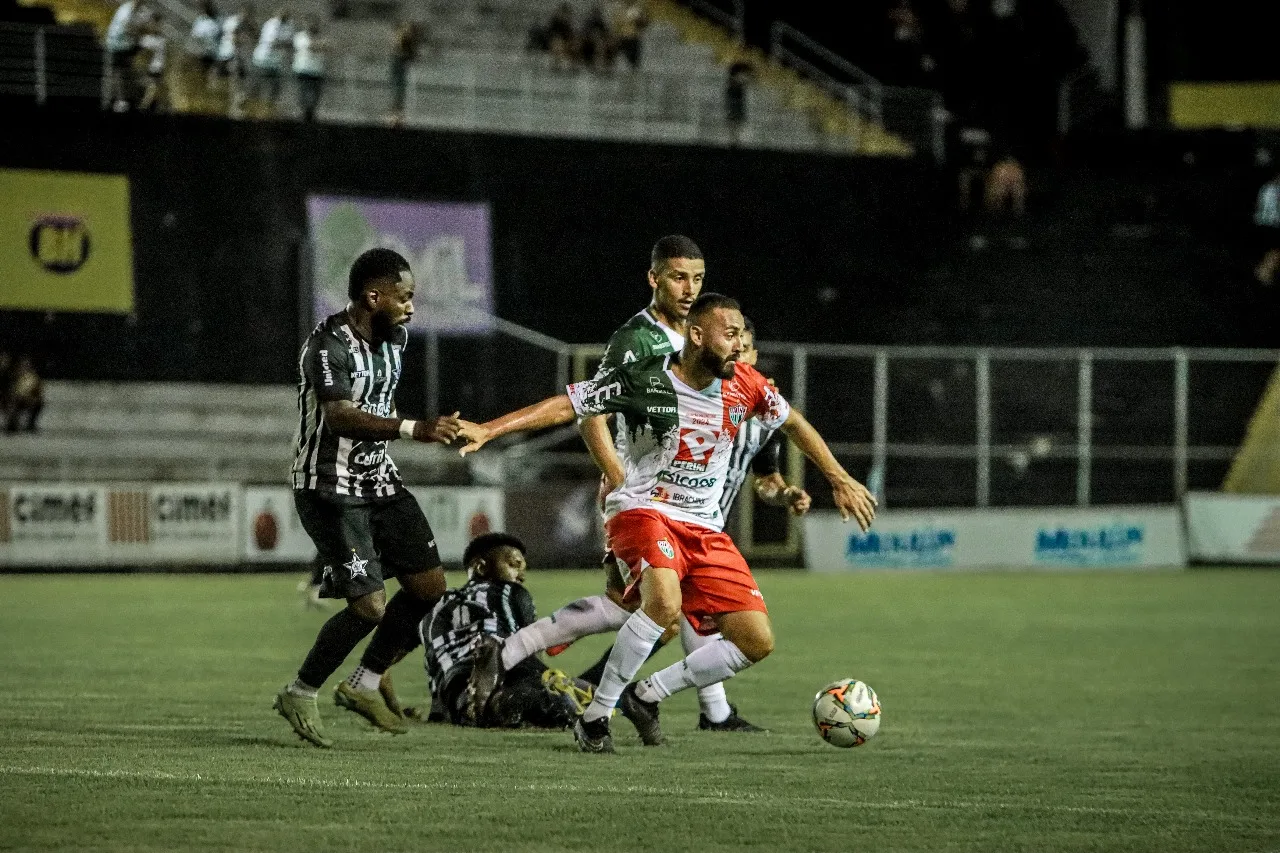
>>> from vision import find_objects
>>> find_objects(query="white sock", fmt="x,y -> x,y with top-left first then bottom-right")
582,609 -> 665,723
346,664 -> 381,691
500,594 -> 629,670
637,638 -> 753,702
680,620 -> 733,723
288,678 -> 318,699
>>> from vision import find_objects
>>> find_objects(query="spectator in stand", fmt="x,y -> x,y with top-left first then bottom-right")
985,146 -> 1026,218
292,17 -> 325,121
6,354 -> 43,434
137,12 -> 168,112
388,20 -> 423,127
580,4 -> 613,72
104,0 -> 150,111
546,3 -> 577,72
252,7 -> 294,107
188,0 -> 222,78
724,60 -> 752,147
1254,171 -> 1280,285
984,143 -> 1028,248
216,2 -> 254,116
613,0 -> 647,70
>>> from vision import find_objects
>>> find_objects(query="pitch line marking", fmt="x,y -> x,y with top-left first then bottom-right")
0,764 -> 1272,826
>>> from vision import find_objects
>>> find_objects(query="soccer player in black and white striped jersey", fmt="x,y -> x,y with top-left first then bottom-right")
273,248 -> 477,749
419,532 -> 590,728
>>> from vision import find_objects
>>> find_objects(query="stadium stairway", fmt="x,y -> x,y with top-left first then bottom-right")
644,0 -> 912,157
0,381 -> 467,485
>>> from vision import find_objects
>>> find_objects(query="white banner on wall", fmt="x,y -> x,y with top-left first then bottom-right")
0,482 -> 241,566
1184,492 -> 1280,563
414,487 -> 505,563
804,506 -> 1186,571
3,482 -> 504,568
243,487 -> 316,562
0,484 -> 108,564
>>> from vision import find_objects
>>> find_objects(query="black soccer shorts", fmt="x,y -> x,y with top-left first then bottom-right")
294,489 -> 440,601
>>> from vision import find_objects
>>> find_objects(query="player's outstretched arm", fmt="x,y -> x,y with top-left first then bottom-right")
322,400 -> 465,444
457,395 -> 577,456
580,415 -> 625,491
779,409 -> 876,531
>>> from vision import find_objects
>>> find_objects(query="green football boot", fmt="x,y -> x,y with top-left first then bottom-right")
273,685 -> 333,749
334,681 -> 409,734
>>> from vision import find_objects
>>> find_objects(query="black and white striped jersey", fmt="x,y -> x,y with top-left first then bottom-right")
719,418 -> 782,517
291,312 -> 407,498
421,579 -> 537,693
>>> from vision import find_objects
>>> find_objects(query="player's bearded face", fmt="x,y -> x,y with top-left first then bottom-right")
696,308 -> 744,379
370,278 -> 415,339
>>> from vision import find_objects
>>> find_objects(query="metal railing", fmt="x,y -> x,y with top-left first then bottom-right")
460,326 -> 1277,559
0,22 -> 105,105
767,20 -> 946,160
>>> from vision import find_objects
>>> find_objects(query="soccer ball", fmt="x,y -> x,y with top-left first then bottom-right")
812,678 -> 881,748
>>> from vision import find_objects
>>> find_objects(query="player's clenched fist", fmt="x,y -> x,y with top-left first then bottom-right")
831,475 -> 876,531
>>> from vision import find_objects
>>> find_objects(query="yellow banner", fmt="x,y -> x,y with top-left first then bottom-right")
1169,82 -> 1280,130
0,169 -> 134,313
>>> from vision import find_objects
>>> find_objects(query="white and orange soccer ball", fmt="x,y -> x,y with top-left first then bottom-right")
812,678 -> 881,748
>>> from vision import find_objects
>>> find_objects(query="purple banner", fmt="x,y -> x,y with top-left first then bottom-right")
306,195 -> 493,334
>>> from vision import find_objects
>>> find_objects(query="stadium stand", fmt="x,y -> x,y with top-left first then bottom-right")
10,0 -> 916,153
0,381 -> 465,483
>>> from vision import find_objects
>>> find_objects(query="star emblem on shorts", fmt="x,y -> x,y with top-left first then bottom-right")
344,551 -> 369,579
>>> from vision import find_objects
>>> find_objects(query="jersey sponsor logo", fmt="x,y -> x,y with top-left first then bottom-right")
645,387 -> 669,395
319,349 -> 334,386
672,426 -> 718,471
623,350 -> 638,364
344,551 -> 369,578
658,470 -> 718,489
657,539 -> 675,560
729,404 -> 747,426
585,381 -> 622,406
351,447 -> 386,466
360,401 -> 394,417
647,406 -> 677,414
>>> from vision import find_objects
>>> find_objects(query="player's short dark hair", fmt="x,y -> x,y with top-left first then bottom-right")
687,292 -> 741,326
650,235 -> 704,271
742,316 -> 756,337
348,248 -> 411,302
463,532 -> 526,570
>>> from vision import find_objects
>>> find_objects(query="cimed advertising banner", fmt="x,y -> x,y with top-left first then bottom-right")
804,506 -> 1186,571
306,196 -> 493,334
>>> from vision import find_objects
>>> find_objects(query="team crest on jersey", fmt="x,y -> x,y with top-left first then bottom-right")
729,404 -> 748,426
344,551 -> 369,579
657,539 -> 675,560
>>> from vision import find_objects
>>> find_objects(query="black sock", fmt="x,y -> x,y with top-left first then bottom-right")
578,632 -> 671,686
359,589 -> 438,673
297,607 -> 378,688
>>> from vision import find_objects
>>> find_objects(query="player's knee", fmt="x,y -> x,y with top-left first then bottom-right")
640,587 -> 681,627
348,592 -> 386,622
403,566 -> 446,600
735,627 -> 774,663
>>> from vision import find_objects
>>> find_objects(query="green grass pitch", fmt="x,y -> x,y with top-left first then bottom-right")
1,568 -> 1278,852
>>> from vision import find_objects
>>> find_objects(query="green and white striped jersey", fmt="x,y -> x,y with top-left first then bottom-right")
292,312 -> 407,498
568,354 -> 791,532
